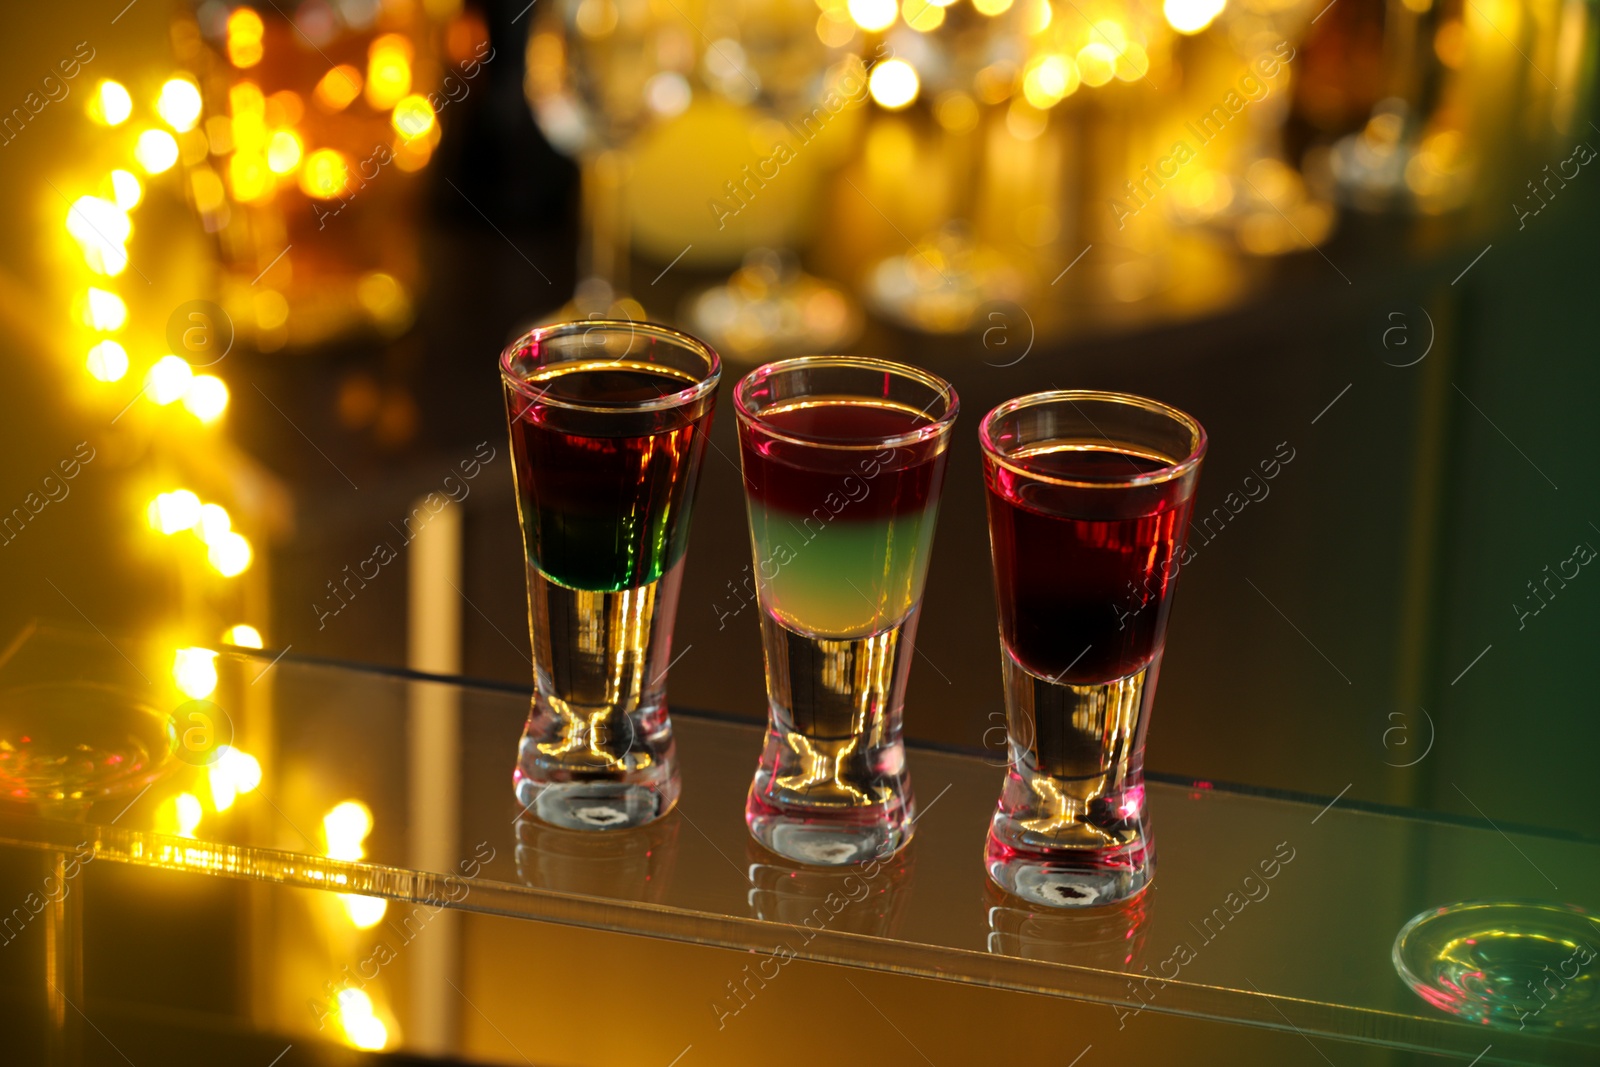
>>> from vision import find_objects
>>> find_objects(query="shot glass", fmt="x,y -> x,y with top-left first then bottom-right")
736,356 -> 958,866
981,390 -> 1206,907
502,320 -> 719,830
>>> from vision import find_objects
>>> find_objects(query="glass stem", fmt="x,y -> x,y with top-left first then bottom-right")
578,148 -> 631,312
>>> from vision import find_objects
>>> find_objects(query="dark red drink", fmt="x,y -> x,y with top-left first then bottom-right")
985,445 -> 1196,684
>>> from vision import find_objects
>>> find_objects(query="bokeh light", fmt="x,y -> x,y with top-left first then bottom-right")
869,58 -> 920,109
89,80 -> 133,126
223,624 -> 264,648
156,78 -> 204,132
183,375 -> 230,422
173,647 -> 219,700
134,129 -> 180,174
146,355 -> 194,405
207,531 -> 253,576
86,340 -> 129,382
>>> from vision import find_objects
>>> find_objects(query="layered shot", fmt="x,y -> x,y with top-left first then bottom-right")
736,356 -> 957,866
502,321 -> 718,831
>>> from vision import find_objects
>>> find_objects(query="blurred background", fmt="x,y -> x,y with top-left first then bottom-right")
0,0 -> 1596,1057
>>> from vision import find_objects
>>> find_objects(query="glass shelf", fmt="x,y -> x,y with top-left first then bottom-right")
1,624 -> 1596,1065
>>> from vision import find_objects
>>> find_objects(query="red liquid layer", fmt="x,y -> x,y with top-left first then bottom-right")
739,398 -> 943,519
985,444 -> 1195,683
506,361 -> 713,591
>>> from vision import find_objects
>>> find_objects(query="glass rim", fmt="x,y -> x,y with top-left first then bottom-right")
499,319 -> 722,415
734,355 -> 960,451
979,389 -> 1207,489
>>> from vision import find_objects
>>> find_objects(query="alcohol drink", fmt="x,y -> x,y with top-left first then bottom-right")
982,391 -> 1205,907
737,358 -> 957,866
503,322 -> 718,831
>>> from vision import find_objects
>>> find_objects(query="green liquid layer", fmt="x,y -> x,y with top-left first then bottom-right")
747,501 -> 939,638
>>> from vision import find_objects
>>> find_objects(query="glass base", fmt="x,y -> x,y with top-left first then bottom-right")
745,611 -> 917,867
985,829 -> 1152,909
984,653 -> 1157,908
515,767 -> 678,832
746,741 -> 911,867
512,559 -> 684,832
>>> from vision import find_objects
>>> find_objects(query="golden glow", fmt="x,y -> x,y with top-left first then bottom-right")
173,647 -> 219,700
973,0 -> 1014,15
148,489 -> 202,534
1024,54 -> 1080,108
341,894 -> 389,928
134,129 -> 180,173
391,95 -> 436,139
175,792 -> 204,837
1076,42 -> 1118,87
848,0 -> 898,31
255,289 -> 290,330
86,340 -> 129,382
935,91 -> 979,132
1030,0 -> 1052,31
230,152 -> 273,201
1164,0 -> 1225,34
146,354 -> 194,405
314,66 -> 363,111
816,8 -> 855,46
209,759 -> 238,812
184,375 -> 230,422
227,8 -> 265,68
366,35 -> 414,110
83,287 -> 127,331
208,531 -> 253,576
110,170 -> 143,210
266,130 -> 302,174
1115,41 -> 1150,81
336,989 -> 390,1051
229,81 -> 266,121
190,166 -> 227,214
575,0 -> 619,37
89,80 -> 133,126
299,149 -> 350,199
902,0 -> 945,30
356,272 -> 408,321
205,115 -> 233,154
265,90 -> 304,127
324,800 -> 373,860
223,624 -> 264,648
869,58 -> 919,109
156,78 -> 204,132
196,503 -> 231,543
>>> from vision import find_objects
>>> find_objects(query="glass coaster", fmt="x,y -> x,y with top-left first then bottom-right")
1393,900 -> 1600,1032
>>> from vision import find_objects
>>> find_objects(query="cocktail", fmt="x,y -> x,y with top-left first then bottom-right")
503,320 -> 719,830
981,390 -> 1205,906
735,356 -> 957,865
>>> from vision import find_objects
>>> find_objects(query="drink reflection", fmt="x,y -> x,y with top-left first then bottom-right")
985,880 -> 1152,970
744,839 -> 913,938
514,811 -> 678,904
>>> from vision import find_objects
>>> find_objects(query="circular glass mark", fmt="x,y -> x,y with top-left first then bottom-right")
1394,900 -> 1600,1031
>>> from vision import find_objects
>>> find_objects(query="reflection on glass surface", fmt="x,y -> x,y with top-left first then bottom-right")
516,810 -> 679,903
985,879 -> 1151,969
0,627 -> 1597,1064
744,837 -> 914,938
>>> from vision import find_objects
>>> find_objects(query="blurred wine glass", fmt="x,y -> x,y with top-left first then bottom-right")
527,0 -> 866,338
863,0 -> 1162,333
